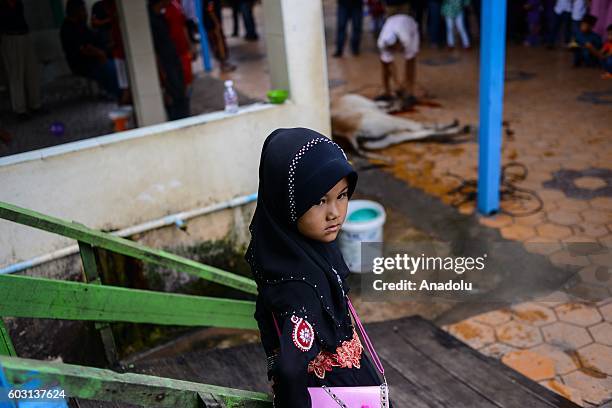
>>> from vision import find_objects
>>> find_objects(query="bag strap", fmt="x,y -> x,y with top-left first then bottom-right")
269,296 -> 385,377
346,297 -> 385,378
271,309 -> 282,337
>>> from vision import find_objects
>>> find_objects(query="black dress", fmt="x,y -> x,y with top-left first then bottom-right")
255,282 -> 392,407
245,128 -> 393,407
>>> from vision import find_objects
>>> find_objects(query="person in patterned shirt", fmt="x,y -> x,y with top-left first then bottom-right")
442,0 -> 471,49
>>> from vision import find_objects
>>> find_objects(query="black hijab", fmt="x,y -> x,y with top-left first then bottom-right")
245,128 -> 358,352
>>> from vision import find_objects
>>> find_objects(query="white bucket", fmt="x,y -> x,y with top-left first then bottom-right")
338,200 -> 386,273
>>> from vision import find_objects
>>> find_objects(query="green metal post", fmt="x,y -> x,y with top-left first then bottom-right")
0,319 -> 16,357
79,241 -> 119,366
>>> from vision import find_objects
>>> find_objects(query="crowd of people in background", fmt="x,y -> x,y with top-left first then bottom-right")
1,0 -> 610,124
60,0 -> 121,105
518,0 -> 612,76
335,0 -> 612,79
0,0 -> 42,120
146,0 -> 261,119
0,0 -> 261,122
334,0 -> 477,56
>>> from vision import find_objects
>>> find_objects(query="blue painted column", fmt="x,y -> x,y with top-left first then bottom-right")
195,0 -> 213,72
477,0 -> 507,215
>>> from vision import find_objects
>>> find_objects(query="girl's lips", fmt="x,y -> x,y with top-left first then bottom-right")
325,224 -> 340,233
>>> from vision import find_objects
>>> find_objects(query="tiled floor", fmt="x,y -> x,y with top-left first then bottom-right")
318,2 -> 612,406
373,50 -> 611,407
443,301 -> 612,406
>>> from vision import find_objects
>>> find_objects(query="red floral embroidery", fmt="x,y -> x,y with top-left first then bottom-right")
307,328 -> 363,379
291,315 -> 314,352
307,351 -> 337,379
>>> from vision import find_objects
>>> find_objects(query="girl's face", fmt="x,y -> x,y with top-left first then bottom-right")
297,177 -> 349,243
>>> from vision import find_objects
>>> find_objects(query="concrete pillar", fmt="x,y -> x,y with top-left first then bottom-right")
262,0 -> 331,135
116,1 -> 166,127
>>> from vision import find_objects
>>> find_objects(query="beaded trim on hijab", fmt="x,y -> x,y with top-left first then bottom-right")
287,137 -> 349,223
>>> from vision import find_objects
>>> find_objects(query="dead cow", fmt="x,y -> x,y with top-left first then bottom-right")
331,94 -> 466,162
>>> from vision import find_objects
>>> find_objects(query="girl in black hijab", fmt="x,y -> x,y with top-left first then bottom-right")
245,128 -> 391,407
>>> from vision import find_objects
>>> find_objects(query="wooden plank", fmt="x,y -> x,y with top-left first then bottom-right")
156,357 -> 203,385
68,399 -> 142,407
132,345 -> 269,394
79,242 -> 100,284
79,242 -> 119,366
0,355 -> 271,408
133,342 -> 442,407
127,317 -> 580,408
365,320 -> 499,408
379,358 -> 445,408
198,393 -> 223,407
0,274 -> 257,330
130,337 -> 470,408
394,317 -> 581,408
184,346 -> 269,393
0,201 -> 256,295
0,319 -> 16,357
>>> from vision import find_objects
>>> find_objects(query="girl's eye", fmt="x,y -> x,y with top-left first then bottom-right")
317,198 -> 326,206
338,192 -> 348,199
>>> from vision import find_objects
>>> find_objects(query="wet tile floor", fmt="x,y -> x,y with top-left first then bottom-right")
321,2 -> 611,406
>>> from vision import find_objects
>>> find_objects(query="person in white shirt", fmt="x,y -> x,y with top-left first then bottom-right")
554,0 -> 571,14
548,0 -> 572,46
571,0 -> 587,38
376,13 -> 420,105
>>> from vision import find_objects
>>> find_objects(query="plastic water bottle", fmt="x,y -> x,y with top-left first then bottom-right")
224,80 -> 239,113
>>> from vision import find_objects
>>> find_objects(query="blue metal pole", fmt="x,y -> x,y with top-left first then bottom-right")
0,363 -> 16,408
477,0 -> 507,215
194,0 -> 213,72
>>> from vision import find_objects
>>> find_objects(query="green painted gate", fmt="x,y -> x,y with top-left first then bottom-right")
0,201 -> 271,407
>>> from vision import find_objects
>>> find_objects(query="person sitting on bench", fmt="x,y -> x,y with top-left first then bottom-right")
60,0 -> 120,100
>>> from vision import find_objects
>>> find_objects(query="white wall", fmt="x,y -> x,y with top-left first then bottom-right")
0,0 -> 331,267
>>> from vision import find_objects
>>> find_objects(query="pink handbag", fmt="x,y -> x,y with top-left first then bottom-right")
271,298 -> 389,408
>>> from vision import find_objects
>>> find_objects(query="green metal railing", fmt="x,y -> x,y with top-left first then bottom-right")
0,201 -> 271,407
0,356 -> 270,407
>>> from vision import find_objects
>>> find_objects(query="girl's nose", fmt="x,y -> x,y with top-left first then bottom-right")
327,201 -> 340,220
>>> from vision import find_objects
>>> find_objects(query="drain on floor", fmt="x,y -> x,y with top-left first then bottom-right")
543,168 -> 612,199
